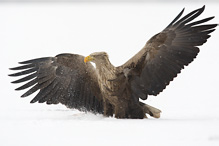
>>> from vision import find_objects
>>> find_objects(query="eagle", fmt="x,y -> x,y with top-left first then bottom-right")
9,6 -> 217,119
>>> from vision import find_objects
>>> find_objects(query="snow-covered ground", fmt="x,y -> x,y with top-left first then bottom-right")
1,2 -> 219,146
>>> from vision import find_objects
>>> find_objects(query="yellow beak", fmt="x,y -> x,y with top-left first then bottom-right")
84,56 -> 93,63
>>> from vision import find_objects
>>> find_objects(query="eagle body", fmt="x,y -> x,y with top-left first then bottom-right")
87,52 -> 145,118
9,6 -> 217,119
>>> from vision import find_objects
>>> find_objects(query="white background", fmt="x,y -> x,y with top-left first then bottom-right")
1,2 -> 219,146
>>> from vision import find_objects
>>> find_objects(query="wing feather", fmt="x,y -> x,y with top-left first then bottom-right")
9,68 -> 37,77
11,72 -> 37,83
120,6 -> 217,100
9,54 -> 103,114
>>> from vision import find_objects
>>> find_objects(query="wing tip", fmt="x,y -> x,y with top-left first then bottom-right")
199,5 -> 205,14
11,80 -> 18,84
9,67 -> 16,71
15,86 -> 23,91
182,7 -> 185,12
201,5 -> 205,10
30,99 -> 37,103
8,73 -> 14,77
165,6 -> 185,29
21,94 -> 27,98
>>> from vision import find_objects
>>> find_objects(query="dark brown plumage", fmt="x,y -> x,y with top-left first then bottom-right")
9,6 -> 217,119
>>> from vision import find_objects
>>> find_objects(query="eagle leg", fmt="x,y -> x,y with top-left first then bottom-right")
103,99 -> 114,117
128,104 -> 145,119
114,101 -> 129,119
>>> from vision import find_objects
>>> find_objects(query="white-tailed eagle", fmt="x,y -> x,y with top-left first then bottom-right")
9,6 -> 217,119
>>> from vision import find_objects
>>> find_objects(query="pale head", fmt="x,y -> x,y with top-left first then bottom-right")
84,52 -> 109,64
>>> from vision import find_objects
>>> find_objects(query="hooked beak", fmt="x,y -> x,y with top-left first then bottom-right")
84,55 -> 94,63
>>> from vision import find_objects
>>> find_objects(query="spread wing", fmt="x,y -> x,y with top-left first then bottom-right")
9,53 -> 103,114
120,6 -> 217,100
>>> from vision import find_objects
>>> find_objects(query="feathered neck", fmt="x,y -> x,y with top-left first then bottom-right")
95,57 -> 116,77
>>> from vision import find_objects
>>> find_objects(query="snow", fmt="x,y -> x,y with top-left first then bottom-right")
1,2 -> 219,146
